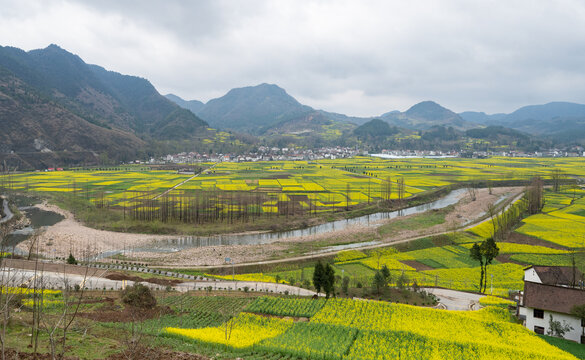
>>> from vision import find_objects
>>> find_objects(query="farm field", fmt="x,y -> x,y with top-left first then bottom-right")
9,289 -> 581,360
4,156 -> 585,300
4,158 -> 585,359
159,295 -> 578,360
2,156 -> 585,224
202,187 -> 585,298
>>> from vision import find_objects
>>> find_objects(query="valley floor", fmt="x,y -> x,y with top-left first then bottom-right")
16,187 -> 522,267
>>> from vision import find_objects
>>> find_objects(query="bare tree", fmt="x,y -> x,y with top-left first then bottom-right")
0,223 -> 23,360
551,169 -> 564,193
218,305 -> 237,342
381,176 -> 392,203
40,252 -> 92,360
467,181 -> 477,202
486,204 -> 499,240
526,177 -> 544,215
397,177 -> 405,205
345,183 -> 351,211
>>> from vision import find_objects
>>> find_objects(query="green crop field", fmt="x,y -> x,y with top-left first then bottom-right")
4,156 -> 585,299
158,295 -> 578,360
3,157 -> 585,225
220,187 -> 585,298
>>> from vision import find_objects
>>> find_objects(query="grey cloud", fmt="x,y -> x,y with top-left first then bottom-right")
1,0 -> 585,116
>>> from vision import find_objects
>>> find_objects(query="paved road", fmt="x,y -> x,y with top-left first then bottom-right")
176,280 -> 317,296
1,266 -> 317,296
0,196 -> 14,224
153,163 -> 217,200
423,287 -> 482,310
2,267 -> 486,310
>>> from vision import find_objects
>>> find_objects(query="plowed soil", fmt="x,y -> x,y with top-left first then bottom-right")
105,272 -> 183,287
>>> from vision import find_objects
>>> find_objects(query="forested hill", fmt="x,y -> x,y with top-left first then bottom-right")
459,102 -> 585,143
0,44 -> 210,168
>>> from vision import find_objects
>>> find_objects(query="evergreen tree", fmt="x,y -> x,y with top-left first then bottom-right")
66,253 -> 77,265
313,261 -> 324,294
322,263 -> 336,298
373,270 -> 385,295
381,265 -> 391,286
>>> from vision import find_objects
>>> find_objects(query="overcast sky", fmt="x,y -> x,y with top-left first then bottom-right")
1,0 -> 585,116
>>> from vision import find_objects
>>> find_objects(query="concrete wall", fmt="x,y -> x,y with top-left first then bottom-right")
524,306 -> 582,343
524,269 -> 541,284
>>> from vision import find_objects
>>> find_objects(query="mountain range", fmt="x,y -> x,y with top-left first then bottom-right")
0,44 -> 210,168
168,85 -> 585,145
1,44 -> 584,169
166,85 -> 478,134
460,102 -> 585,142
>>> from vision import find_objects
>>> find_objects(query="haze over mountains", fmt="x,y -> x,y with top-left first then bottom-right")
166,85 -> 479,134
167,85 -> 585,143
1,44 -> 584,169
460,102 -> 585,142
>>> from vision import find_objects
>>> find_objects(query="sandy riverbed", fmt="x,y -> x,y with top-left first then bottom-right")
16,202 -> 174,259
126,186 -> 524,266
17,186 -> 523,266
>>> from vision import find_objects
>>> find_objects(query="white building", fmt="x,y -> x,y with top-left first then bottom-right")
519,266 -> 585,343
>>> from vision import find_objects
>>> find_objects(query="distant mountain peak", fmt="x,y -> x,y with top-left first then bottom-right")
406,101 -> 453,116
378,100 -> 472,130
197,83 -> 310,133
46,43 -> 65,50
405,101 -> 464,126
38,44 -> 81,60
222,83 -> 297,103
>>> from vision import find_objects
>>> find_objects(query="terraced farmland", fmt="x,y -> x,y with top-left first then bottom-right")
3,157 -> 585,227
159,296 -> 578,360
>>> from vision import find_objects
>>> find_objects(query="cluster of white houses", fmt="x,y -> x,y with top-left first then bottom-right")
519,265 -> 585,343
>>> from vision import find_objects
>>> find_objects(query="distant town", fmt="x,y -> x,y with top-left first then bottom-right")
143,145 -> 585,166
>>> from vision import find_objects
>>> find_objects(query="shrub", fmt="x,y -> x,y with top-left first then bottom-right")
121,284 -> 156,309
66,253 -> 77,265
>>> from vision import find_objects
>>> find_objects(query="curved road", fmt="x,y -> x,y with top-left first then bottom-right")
2,266 -> 487,310
423,288 -> 483,310
1,266 -> 485,310
0,266 -> 317,296
0,196 -> 14,224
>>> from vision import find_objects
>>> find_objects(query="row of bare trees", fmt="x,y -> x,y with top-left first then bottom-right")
486,176 -> 544,242
116,184 -> 397,225
380,177 -> 406,205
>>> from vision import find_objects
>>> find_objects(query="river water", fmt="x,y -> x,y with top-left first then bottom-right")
4,189 -> 469,257
3,199 -> 64,250
127,188 -> 468,253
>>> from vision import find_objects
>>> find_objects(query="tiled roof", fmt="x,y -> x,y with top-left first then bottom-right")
524,281 -> 585,314
530,265 -> 582,286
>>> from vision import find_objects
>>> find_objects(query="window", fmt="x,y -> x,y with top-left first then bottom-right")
534,326 -> 545,335
534,309 -> 544,319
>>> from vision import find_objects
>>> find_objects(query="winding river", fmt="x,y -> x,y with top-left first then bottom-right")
5,189 -> 472,258
127,188 -> 469,253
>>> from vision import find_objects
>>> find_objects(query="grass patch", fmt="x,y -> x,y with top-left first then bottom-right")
377,208 -> 447,237
540,335 -> 585,359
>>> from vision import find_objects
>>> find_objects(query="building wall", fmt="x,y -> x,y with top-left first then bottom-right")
524,306 -> 582,343
524,268 -> 542,283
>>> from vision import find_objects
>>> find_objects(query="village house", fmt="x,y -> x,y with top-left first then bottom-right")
518,265 -> 585,343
